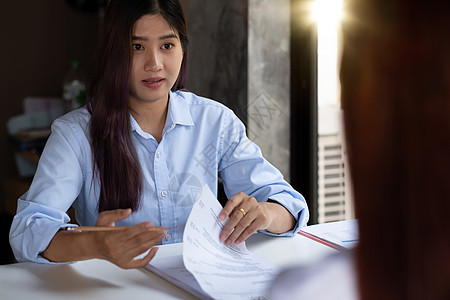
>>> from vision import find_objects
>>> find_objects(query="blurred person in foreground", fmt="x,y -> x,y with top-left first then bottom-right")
270,0 -> 450,299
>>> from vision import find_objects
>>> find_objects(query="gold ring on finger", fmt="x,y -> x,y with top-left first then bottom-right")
238,207 -> 246,217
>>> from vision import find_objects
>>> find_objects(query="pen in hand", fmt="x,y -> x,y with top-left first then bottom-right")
64,226 -> 168,232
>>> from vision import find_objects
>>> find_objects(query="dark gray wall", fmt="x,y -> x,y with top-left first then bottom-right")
186,0 -> 248,123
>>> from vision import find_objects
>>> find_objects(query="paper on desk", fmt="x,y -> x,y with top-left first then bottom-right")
299,219 -> 359,249
182,184 -> 282,300
146,185 -> 282,299
146,254 -> 211,299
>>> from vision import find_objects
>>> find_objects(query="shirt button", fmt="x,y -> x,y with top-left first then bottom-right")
165,233 -> 172,240
161,190 -> 168,197
156,151 -> 161,158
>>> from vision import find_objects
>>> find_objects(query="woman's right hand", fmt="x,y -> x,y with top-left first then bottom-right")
92,208 -> 166,269
42,208 -> 166,269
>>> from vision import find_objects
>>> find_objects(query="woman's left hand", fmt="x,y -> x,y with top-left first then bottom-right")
218,192 -> 294,246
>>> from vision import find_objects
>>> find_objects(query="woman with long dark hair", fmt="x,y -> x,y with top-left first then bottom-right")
10,0 -> 308,269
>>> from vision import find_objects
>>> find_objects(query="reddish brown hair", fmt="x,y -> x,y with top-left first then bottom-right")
341,0 -> 450,299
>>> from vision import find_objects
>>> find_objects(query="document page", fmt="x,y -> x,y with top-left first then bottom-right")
146,185 -> 282,299
146,255 -> 212,299
182,185 -> 282,300
299,219 -> 359,249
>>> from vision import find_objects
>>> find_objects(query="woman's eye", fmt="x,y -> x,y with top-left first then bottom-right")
132,44 -> 143,51
162,43 -> 174,50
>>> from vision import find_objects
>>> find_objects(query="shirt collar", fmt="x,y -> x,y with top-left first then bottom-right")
130,90 -> 194,137
165,90 -> 195,128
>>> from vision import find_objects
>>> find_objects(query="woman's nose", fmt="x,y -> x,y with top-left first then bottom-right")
144,51 -> 162,72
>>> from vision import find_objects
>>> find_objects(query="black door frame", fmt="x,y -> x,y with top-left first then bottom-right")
290,0 -> 318,224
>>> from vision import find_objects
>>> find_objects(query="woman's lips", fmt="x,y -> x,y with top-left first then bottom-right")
142,77 -> 165,89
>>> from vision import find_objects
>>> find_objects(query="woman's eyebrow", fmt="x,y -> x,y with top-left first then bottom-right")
131,34 -> 179,41
159,33 -> 179,40
132,36 -> 147,41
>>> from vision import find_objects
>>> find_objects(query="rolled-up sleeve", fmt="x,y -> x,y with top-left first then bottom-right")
218,111 -> 309,236
9,199 -> 71,263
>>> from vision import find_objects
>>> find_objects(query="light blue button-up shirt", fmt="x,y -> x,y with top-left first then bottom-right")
9,91 -> 309,263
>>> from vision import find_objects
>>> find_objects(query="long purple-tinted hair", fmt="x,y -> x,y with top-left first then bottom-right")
86,0 -> 188,212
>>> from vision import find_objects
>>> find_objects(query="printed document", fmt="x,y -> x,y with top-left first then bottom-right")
146,185 -> 282,299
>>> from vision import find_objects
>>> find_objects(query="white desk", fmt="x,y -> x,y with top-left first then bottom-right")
0,233 -> 337,300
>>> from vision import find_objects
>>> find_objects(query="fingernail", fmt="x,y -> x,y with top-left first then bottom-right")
235,239 -> 241,244
144,222 -> 153,228
218,213 -> 225,221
